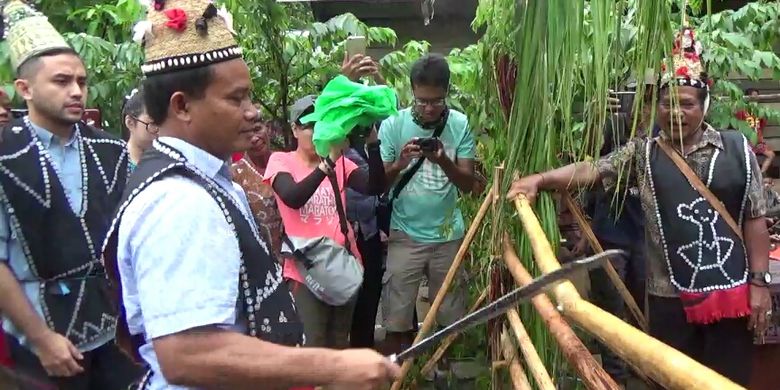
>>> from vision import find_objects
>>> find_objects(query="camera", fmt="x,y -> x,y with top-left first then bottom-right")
414,137 -> 439,153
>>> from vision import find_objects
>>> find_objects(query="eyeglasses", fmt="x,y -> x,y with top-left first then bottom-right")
413,98 -> 446,108
132,116 -> 158,134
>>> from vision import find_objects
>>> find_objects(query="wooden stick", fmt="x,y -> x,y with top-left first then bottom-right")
506,309 -> 556,390
502,234 -> 620,390
513,196 -> 744,390
560,192 -> 649,331
390,186 -> 495,390
417,289 -> 489,379
501,327 -> 533,390
489,164 -> 505,390
715,93 -> 780,102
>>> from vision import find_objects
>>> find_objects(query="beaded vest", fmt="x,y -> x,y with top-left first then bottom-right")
0,117 -> 129,348
102,140 -> 304,364
647,131 -> 750,294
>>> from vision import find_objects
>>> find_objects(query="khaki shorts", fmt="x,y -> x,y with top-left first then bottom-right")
381,230 -> 466,332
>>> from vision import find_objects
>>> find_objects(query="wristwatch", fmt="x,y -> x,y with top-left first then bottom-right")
750,271 -> 773,285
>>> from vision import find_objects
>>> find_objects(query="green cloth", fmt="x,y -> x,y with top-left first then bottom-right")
300,75 -> 398,157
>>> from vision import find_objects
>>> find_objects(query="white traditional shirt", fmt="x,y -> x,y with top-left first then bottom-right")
117,137 -> 256,389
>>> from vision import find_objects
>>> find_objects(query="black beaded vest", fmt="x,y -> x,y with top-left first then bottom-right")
647,130 -> 751,294
102,140 -> 304,363
0,117 -> 129,348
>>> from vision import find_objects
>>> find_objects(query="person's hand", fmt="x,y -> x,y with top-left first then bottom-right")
422,139 -> 447,165
749,284 -> 773,336
329,140 -> 348,163
342,54 -> 378,82
30,329 -> 84,377
506,174 -> 544,203
331,349 -> 400,389
571,236 -> 590,257
396,140 -> 422,170
607,90 -> 622,113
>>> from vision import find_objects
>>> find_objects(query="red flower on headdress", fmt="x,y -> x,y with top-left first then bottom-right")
676,66 -> 690,77
707,78 -> 714,87
164,8 -> 187,32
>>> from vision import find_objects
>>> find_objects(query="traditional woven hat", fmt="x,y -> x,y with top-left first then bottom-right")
1,0 -> 72,72
135,0 -> 241,76
660,27 -> 708,89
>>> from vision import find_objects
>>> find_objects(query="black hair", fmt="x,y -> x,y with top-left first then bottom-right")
121,86 -> 146,141
142,66 -> 213,124
745,88 -> 759,96
410,53 -> 450,90
16,48 -> 81,79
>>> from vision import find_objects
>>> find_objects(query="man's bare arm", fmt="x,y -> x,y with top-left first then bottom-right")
0,262 -> 83,376
0,263 -> 50,343
507,162 -> 602,202
155,327 -> 398,389
538,162 -> 602,191
438,157 -> 475,194
383,161 -> 404,193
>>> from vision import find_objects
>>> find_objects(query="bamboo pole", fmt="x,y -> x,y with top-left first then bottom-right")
506,309 -> 555,390
489,165 -> 504,390
504,235 -> 656,388
500,327 -> 533,390
502,235 -> 620,390
513,196 -> 744,390
417,290 -> 489,379
560,192 -> 649,331
390,186 -> 495,389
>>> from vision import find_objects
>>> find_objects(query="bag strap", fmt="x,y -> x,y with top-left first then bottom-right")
327,169 -> 354,255
656,138 -> 744,241
388,118 -> 448,201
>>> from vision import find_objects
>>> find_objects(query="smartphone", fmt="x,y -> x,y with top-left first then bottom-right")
345,36 -> 367,59
81,109 -> 102,129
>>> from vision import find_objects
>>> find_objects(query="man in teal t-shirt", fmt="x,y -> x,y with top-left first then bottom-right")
378,54 -> 477,373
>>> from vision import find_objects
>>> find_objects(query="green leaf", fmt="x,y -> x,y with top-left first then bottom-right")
720,32 -> 753,50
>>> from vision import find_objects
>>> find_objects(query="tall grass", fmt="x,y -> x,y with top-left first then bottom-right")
462,0 -> 676,387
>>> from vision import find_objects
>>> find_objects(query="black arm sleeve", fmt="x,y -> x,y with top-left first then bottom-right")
347,144 -> 385,195
271,168 -> 328,209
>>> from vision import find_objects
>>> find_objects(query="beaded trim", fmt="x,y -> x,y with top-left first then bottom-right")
0,118 -> 125,346
141,46 -> 243,76
663,78 -> 708,90
103,140 -> 281,340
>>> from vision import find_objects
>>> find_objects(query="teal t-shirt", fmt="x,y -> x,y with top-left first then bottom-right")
379,108 -> 476,243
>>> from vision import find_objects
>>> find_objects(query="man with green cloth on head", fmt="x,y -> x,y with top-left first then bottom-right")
378,53 -> 478,382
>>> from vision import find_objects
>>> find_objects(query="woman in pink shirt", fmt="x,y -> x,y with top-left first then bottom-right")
265,96 -> 385,348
